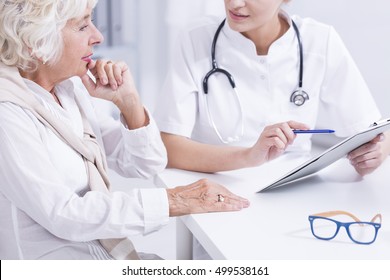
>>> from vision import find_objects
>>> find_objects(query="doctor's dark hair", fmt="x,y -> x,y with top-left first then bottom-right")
0,0 -> 97,71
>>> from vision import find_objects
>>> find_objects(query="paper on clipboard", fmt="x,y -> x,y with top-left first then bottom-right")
258,118 -> 390,192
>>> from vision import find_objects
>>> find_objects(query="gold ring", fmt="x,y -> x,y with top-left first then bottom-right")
106,60 -> 113,64
217,194 -> 225,203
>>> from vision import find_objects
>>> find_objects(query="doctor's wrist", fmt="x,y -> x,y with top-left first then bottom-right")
242,147 -> 267,168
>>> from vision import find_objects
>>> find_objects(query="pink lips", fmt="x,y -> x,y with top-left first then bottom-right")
81,54 -> 92,63
229,10 -> 249,21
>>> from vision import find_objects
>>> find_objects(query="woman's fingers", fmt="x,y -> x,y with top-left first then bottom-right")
167,179 -> 250,217
88,59 -> 127,90
82,59 -> 134,101
215,193 -> 251,211
104,61 -> 117,90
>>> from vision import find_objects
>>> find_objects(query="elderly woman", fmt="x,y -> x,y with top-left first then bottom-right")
0,0 -> 249,260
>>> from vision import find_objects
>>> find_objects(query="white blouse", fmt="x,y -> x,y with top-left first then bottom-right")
0,77 -> 169,259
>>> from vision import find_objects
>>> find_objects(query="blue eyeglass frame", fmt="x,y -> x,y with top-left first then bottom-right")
308,211 -> 382,245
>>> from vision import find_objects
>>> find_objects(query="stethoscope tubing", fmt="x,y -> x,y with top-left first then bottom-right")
204,87 -> 244,144
291,20 -> 303,88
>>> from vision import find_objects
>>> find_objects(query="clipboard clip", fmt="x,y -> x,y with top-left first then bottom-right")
370,118 -> 390,127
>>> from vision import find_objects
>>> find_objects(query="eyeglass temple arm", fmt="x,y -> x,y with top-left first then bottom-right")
371,213 -> 382,224
312,210 -> 382,224
311,210 -> 361,222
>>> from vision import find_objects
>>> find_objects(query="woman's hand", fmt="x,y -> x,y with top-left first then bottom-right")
81,59 -> 148,129
347,133 -> 390,176
81,59 -> 134,103
167,179 -> 250,217
246,120 -> 310,166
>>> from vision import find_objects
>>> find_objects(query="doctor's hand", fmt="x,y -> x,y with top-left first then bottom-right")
167,179 -> 250,217
247,120 -> 310,166
347,132 -> 390,176
81,59 -> 148,129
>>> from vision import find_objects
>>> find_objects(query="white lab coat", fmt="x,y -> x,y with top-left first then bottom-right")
154,11 -> 381,151
0,66 -> 169,259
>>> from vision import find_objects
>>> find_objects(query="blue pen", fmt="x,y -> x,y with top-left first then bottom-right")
293,129 -> 335,134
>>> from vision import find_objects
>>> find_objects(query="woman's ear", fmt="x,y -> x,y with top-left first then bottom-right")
28,46 -> 48,65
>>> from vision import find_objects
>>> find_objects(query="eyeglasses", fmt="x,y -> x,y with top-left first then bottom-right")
308,210 -> 382,245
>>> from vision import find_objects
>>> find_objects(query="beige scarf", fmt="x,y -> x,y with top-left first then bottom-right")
0,63 -> 139,260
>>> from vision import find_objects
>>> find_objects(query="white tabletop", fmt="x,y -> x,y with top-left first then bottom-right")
155,153 -> 390,260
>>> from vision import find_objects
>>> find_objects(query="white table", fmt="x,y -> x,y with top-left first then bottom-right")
154,154 -> 390,260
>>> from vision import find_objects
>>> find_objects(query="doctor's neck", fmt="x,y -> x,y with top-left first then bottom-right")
242,16 -> 289,56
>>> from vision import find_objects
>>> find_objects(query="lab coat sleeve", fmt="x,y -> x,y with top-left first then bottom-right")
153,31 -> 199,138
0,103 -> 169,241
316,27 -> 381,136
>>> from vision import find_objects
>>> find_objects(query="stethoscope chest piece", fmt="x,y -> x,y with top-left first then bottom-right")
290,88 -> 309,106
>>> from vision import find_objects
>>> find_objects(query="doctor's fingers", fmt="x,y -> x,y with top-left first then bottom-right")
370,133 -> 385,144
259,135 -> 287,151
262,123 -> 295,145
349,148 -> 379,163
348,141 -> 381,160
348,145 -> 387,175
287,120 -> 310,130
349,143 -> 387,167
273,121 -> 306,143
350,157 -> 381,176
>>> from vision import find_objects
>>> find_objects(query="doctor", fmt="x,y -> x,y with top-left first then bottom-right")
154,0 -> 390,175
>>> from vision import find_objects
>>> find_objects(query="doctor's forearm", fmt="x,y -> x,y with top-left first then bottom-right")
161,133 -> 257,172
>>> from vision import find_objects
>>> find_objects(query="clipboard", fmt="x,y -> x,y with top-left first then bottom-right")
258,118 -> 390,192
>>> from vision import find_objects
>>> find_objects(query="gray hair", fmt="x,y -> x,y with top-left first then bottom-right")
0,0 -> 97,71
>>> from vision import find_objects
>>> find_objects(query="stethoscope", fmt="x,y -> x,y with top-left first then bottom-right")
202,19 -> 308,144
